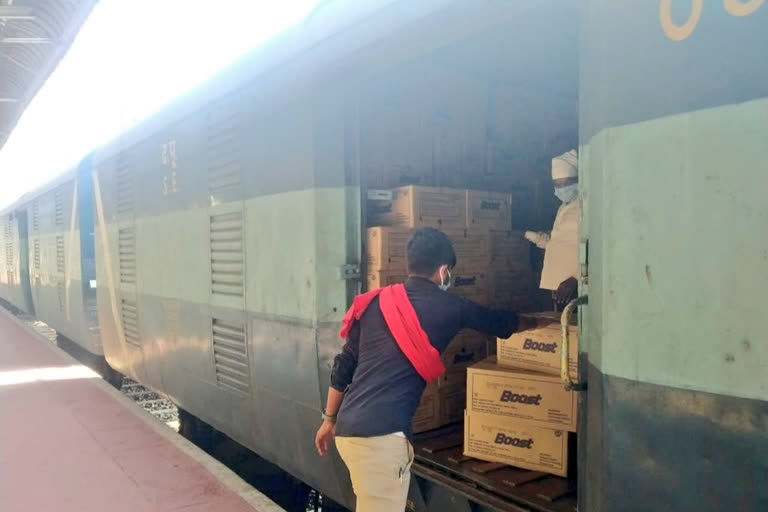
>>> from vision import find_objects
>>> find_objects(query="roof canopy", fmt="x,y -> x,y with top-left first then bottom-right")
0,0 -> 96,150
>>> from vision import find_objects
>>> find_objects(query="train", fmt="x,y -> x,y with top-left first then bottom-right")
1,1 -> 766,511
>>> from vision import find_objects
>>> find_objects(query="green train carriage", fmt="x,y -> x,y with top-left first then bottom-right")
1,1 -> 763,511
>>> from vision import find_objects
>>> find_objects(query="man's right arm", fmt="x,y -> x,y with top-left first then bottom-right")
458,298 -> 541,339
525,231 -> 551,249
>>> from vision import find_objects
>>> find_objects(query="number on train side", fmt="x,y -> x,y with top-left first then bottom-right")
161,140 -> 178,196
660,0 -> 764,41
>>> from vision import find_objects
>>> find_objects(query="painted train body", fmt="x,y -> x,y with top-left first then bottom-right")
1,162 -> 99,354
1,1 -> 766,511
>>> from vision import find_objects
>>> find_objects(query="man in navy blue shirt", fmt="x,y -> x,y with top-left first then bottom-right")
315,228 -> 538,512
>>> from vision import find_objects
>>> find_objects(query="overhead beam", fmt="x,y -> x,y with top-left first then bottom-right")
0,6 -> 36,20
0,38 -> 54,44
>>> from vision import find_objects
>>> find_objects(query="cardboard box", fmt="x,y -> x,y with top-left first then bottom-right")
368,186 -> 466,229
438,382 -> 465,425
441,331 -> 491,374
466,191 -> 512,231
467,357 -> 577,432
366,227 -> 412,271
412,381 -> 441,433
486,268 -> 536,310
464,411 -> 570,477
449,268 -> 488,304
444,230 -> 490,271
497,313 -> 578,378
489,230 -> 529,268
367,270 -> 407,290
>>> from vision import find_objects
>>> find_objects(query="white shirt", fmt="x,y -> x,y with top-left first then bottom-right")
540,198 -> 581,290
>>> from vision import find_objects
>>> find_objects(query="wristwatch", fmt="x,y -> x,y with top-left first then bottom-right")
322,410 -> 337,423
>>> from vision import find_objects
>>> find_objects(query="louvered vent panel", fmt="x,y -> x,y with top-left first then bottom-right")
85,296 -> 99,328
54,188 -> 64,226
212,319 -> 249,394
57,282 -> 65,312
32,201 -> 39,232
210,212 -> 243,298
121,298 -> 139,345
33,239 -> 40,269
56,236 -> 65,273
207,102 -> 241,197
118,227 -> 136,284
116,154 -> 134,216
4,220 -> 12,268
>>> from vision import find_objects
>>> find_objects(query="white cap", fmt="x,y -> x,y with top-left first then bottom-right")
551,149 -> 578,180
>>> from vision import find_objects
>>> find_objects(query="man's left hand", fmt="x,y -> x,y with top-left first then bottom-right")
555,277 -> 578,306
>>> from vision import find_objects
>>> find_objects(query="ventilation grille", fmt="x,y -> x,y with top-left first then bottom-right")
32,201 -> 39,232
118,227 -> 136,284
4,220 -> 12,268
116,154 -> 134,216
57,282 -> 65,312
33,239 -> 40,269
85,296 -> 99,329
121,298 -> 139,345
210,212 -> 244,298
54,188 -> 64,226
206,101 -> 241,197
56,236 -> 65,273
212,319 -> 250,394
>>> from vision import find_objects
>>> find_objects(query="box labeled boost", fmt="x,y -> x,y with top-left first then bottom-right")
464,411 -> 570,477
497,312 -> 578,378
466,191 -> 512,231
367,270 -> 407,290
467,357 -> 577,432
368,186 -> 466,229
438,383 -> 465,425
412,381 -> 440,433
444,230 -> 490,270
449,268 -> 488,304
441,331 -> 491,373
489,230 -> 529,268
366,227 -> 412,271
486,268 -> 536,309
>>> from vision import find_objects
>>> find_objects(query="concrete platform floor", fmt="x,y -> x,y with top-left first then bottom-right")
0,309 -> 284,512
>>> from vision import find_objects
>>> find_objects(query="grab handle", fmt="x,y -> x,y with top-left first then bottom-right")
561,295 -> 588,391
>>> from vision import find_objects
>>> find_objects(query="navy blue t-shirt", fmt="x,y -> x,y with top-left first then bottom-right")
332,276 -> 519,440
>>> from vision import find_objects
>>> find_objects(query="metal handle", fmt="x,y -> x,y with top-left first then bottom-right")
561,295 -> 588,391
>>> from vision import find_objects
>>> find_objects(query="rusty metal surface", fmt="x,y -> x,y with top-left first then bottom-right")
413,426 -> 577,512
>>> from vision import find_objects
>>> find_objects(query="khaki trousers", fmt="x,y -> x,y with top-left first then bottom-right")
336,434 -> 414,512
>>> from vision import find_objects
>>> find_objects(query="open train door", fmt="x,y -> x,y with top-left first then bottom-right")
578,2 -> 768,511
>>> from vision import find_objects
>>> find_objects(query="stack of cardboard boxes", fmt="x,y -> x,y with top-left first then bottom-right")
463,313 -> 579,477
365,185 -> 535,433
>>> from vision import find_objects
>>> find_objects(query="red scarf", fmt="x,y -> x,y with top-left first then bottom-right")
339,284 -> 445,382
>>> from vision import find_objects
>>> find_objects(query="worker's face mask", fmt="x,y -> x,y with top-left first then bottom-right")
554,183 -> 578,203
438,267 -> 452,291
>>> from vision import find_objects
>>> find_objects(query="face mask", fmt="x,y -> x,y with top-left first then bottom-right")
554,183 -> 578,203
438,268 -> 452,291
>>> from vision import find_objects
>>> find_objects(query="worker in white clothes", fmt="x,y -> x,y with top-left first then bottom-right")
525,149 -> 581,308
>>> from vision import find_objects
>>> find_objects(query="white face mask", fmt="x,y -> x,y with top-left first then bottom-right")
554,183 -> 578,203
438,267 -> 452,291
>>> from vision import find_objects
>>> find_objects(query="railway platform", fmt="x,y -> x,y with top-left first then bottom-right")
0,309 -> 284,512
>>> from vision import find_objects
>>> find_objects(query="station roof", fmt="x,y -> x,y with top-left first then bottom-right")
0,0 -> 97,150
